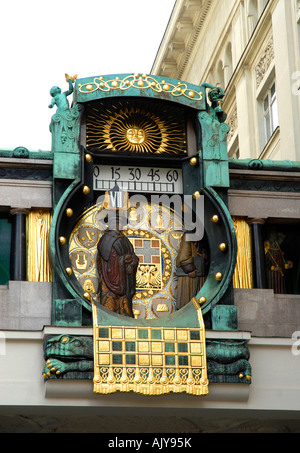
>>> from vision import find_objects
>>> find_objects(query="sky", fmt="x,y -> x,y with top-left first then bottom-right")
0,0 -> 175,151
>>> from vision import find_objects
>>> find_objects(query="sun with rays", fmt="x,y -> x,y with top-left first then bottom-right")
86,99 -> 186,155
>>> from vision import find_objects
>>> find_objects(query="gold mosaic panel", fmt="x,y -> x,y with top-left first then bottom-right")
92,307 -> 209,396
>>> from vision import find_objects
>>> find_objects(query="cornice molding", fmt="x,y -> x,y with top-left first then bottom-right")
151,0 -> 213,79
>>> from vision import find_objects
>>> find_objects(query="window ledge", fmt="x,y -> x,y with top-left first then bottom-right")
259,126 -> 280,159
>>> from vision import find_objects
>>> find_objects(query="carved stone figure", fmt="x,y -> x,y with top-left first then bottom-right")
97,214 -> 139,317
176,232 -> 209,309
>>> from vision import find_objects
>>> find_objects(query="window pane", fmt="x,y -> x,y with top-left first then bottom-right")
264,95 -> 269,112
271,83 -> 276,98
271,96 -> 279,130
265,111 -> 271,141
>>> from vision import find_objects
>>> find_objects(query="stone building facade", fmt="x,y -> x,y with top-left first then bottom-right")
152,0 -> 300,161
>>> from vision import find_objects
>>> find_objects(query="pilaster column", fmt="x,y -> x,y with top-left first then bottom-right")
10,208 -> 28,281
248,218 -> 267,289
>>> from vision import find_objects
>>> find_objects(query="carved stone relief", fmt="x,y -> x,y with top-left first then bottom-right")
255,36 -> 274,88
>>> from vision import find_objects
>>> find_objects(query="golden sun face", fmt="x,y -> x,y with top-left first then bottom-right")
86,99 -> 186,155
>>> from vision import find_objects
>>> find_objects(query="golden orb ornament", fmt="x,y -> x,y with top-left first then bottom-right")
66,208 -> 73,217
59,236 -> 67,245
65,267 -> 73,276
219,242 -> 227,252
211,214 -> 219,223
193,191 -> 201,199
199,296 -> 207,304
85,153 -> 92,162
82,185 -> 90,195
215,272 -> 223,281
83,292 -> 91,300
189,157 -> 198,166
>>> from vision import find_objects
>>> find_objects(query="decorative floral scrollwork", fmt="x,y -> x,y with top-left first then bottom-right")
78,73 -> 203,102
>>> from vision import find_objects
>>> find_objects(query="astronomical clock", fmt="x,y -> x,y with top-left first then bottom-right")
43,73 -> 251,396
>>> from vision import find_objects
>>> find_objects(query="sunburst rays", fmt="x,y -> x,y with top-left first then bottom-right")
86,99 -> 186,155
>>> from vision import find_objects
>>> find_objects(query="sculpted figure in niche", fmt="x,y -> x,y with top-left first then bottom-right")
264,230 -> 293,294
176,232 -> 209,309
97,213 -> 139,317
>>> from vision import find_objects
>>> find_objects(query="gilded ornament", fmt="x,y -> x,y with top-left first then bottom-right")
199,296 -> 207,304
27,209 -> 52,283
79,74 -> 203,102
86,99 -> 186,155
65,267 -> 73,276
133,309 -> 141,319
85,153 -> 92,162
214,272 -> 223,281
189,157 -> 198,166
219,243 -> 227,252
65,73 -> 77,83
193,191 -> 201,199
59,236 -> 67,245
211,215 -> 219,223
82,185 -> 90,195
156,304 -> 169,312
66,208 -> 73,217
83,291 -> 91,300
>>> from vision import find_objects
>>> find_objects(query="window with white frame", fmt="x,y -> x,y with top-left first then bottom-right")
263,82 -> 279,143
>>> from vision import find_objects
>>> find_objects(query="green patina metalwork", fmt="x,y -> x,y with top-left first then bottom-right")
42,334 -> 251,384
74,73 -> 206,110
0,147 -> 53,160
48,74 -> 237,331
43,73 -> 254,388
229,158 -> 300,171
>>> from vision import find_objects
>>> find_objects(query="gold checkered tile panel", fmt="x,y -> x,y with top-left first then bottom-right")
93,322 -> 209,396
